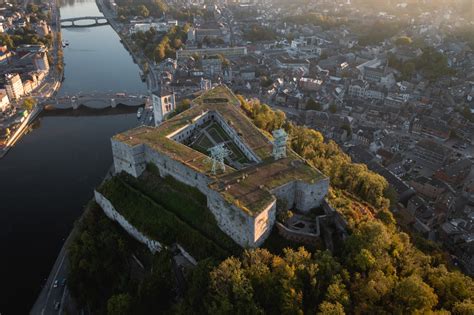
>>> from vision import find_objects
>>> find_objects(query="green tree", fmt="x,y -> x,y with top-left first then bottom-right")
383,186 -> 398,209
26,3 -> 39,13
277,210 -> 293,224
354,249 -> 376,272
207,257 -> 261,314
22,97 -> 36,111
137,250 -> 175,313
137,5 -> 150,17
107,293 -> 132,315
0,34 -> 15,50
395,36 -> 412,46
426,265 -> 474,310
329,103 -> 337,113
453,299 -> 474,315
318,301 -> 345,314
392,275 -> 438,313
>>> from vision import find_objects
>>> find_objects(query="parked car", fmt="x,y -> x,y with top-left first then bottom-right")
53,280 -> 58,288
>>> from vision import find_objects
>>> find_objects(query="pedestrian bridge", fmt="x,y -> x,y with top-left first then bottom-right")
45,93 -> 147,109
60,16 -> 109,28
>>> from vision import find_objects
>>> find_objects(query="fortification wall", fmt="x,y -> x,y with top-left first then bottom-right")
169,110 -> 212,143
111,139 -> 146,177
271,181 -> 297,211
94,190 -> 162,253
253,201 -> 276,245
111,139 -> 299,248
295,178 -> 330,212
145,146 -> 275,247
144,146 -> 211,194
206,189 -> 273,247
275,221 -> 320,246
271,177 -> 329,213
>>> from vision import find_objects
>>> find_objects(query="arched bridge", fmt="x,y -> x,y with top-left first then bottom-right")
60,16 -> 109,28
44,92 -> 148,109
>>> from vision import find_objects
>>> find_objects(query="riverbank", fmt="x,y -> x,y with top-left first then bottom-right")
0,0 -> 64,160
0,80 -> 62,159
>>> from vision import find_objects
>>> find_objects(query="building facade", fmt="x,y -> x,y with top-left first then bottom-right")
4,73 -> 24,100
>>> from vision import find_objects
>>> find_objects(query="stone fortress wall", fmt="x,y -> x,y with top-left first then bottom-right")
112,135 -> 328,247
112,138 -> 269,247
271,176 -> 330,213
95,190 -> 162,253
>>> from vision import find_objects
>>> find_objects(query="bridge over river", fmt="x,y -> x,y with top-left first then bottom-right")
43,92 -> 148,109
60,16 -> 109,28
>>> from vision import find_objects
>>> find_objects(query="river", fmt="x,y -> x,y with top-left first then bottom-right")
0,0 -> 146,312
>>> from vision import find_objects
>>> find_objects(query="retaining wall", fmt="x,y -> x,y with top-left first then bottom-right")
94,190 -> 162,253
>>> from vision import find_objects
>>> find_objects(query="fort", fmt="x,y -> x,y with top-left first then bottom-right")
110,85 -> 329,247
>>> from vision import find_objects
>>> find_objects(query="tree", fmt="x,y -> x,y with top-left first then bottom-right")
318,301 -> 345,314
22,98 -> 36,111
325,277 -> 350,308
392,275 -> 438,313
27,3 -> 39,13
243,25 -> 276,42
426,265 -> 474,310
354,249 -> 376,271
453,299 -> 474,315
395,36 -> 412,46
137,5 -> 150,17
329,103 -> 337,113
415,47 -> 453,80
383,186 -> 398,209
0,34 -> 15,50
207,257 -> 261,314
154,43 -> 166,62
277,210 -> 293,224
107,293 -> 132,315
137,250 -> 176,313
401,61 -> 415,80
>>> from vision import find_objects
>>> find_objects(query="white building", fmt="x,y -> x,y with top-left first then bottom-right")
33,51 -> 49,71
5,73 -> 24,100
130,23 -> 169,34
0,89 -> 10,111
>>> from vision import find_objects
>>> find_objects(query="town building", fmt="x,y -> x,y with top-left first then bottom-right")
176,46 -> 247,61
4,73 -> 24,100
33,51 -> 49,72
0,88 -> 10,111
413,139 -> 452,165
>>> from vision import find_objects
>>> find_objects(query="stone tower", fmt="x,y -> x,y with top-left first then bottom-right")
272,129 -> 288,160
152,86 -> 175,126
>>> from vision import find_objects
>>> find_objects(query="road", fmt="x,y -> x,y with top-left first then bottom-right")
30,232 -> 70,315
